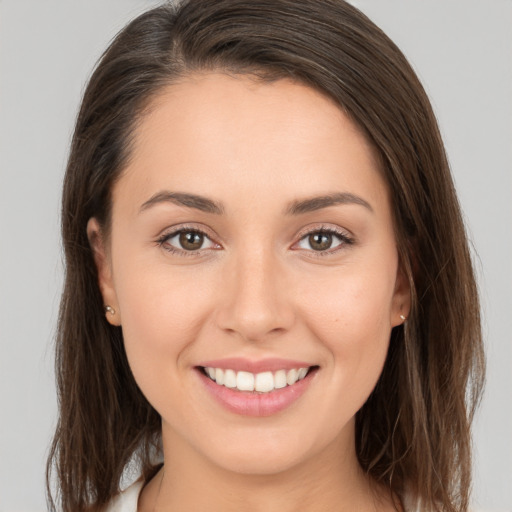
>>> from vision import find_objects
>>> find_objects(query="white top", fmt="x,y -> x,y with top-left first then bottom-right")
104,479 -> 419,511
104,480 -> 144,512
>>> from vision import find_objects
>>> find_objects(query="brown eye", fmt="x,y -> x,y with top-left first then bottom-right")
308,232 -> 333,251
160,229 -> 217,253
179,231 -> 204,250
296,228 -> 352,254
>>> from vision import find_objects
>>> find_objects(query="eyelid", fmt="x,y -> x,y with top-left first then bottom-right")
292,224 -> 355,256
294,223 -> 353,241
156,224 -> 222,255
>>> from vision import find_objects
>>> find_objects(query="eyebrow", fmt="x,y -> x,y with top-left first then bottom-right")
140,191 -> 225,214
139,190 -> 373,215
284,192 -> 373,215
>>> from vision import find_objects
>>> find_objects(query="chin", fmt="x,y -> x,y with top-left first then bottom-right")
208,447 -> 309,476
195,425 -> 330,477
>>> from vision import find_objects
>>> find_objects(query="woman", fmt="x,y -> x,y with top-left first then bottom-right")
46,1 -> 485,511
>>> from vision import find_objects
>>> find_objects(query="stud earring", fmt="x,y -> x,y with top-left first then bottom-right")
399,314 -> 406,322
104,305 -> 116,315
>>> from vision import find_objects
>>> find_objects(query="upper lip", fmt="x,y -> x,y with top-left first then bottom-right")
197,357 -> 315,374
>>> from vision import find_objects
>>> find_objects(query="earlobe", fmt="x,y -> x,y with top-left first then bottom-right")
391,264 -> 411,327
86,218 -> 121,326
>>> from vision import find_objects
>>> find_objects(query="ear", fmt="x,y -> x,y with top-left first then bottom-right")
87,218 -> 121,326
390,261 -> 411,327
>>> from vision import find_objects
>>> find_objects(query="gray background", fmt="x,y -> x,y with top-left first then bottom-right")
0,1 -> 510,511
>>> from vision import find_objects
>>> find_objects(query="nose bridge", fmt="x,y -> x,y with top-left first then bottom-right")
217,245 -> 294,342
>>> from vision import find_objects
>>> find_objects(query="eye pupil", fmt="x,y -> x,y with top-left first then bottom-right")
179,231 -> 203,250
309,232 -> 332,251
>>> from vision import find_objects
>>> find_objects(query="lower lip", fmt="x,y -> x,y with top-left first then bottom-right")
197,368 -> 316,417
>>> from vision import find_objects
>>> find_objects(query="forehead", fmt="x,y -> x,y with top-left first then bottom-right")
114,72 -> 388,215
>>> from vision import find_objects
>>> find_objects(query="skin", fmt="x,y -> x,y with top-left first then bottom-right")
88,73 -> 410,511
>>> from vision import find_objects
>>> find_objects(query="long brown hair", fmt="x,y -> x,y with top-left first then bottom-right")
47,1 -> 485,510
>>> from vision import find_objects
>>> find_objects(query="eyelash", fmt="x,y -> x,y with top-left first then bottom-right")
156,224 -> 354,258
156,224 -> 217,258
295,225 -> 354,257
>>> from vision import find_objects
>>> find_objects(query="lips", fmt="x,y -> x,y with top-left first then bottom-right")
196,358 -> 318,416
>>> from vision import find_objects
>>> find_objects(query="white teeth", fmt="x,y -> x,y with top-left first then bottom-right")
255,371 -> 274,392
297,367 -> 308,380
204,366 -> 312,393
286,368 -> 298,385
223,369 -> 237,388
236,371 -> 255,391
274,369 -> 287,389
215,368 -> 224,385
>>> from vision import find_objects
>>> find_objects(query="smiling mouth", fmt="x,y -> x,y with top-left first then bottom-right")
200,366 -> 317,393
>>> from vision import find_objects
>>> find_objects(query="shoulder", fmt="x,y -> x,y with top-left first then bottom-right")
103,480 -> 144,512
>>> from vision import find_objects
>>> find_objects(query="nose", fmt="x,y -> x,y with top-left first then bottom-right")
215,248 -> 295,343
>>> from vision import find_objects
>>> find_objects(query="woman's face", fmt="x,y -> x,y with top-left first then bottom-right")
89,73 -> 409,475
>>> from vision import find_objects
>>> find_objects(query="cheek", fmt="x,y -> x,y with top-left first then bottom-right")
113,256 -> 216,379
296,259 -> 396,390
298,259 -> 395,335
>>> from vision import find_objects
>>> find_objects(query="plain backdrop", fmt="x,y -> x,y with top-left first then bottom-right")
0,1 -> 510,511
